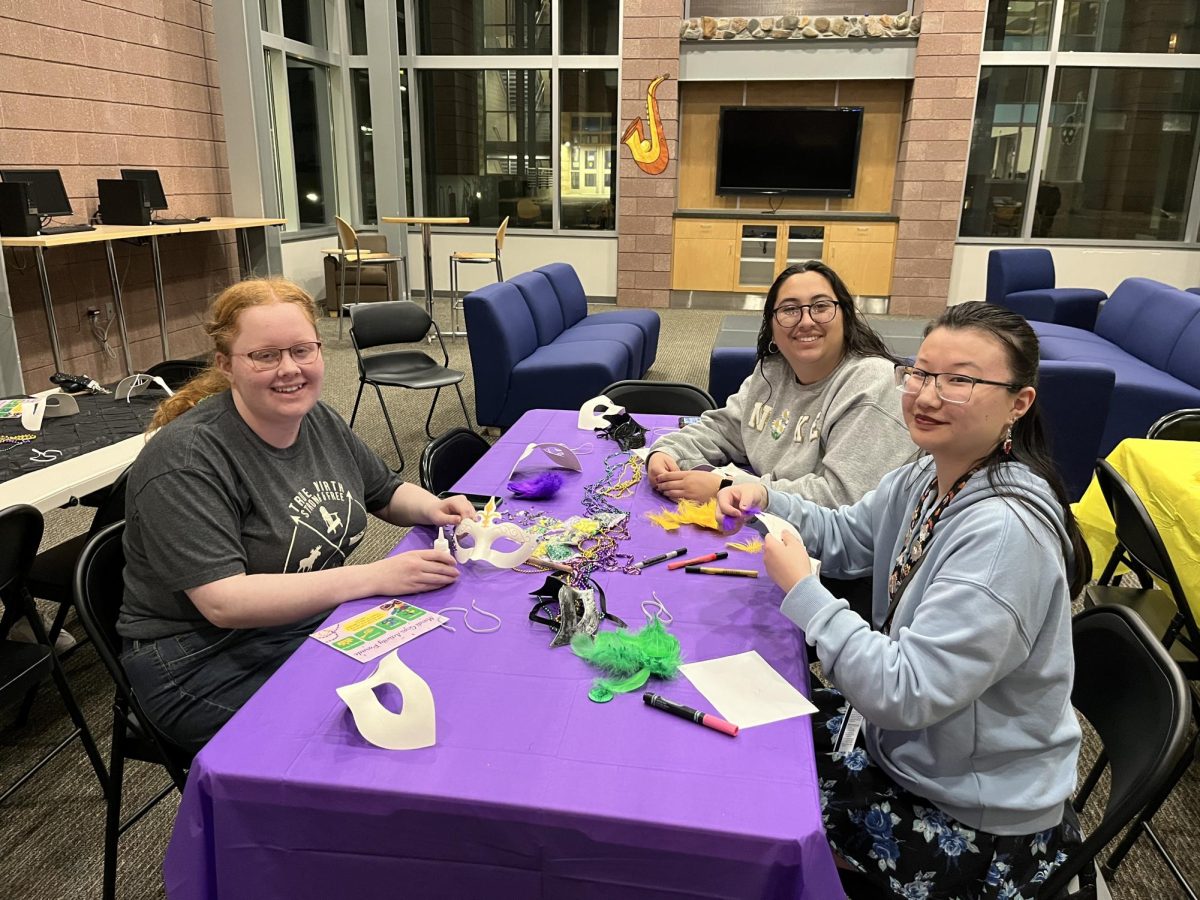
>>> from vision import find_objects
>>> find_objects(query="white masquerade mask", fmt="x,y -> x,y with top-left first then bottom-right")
336,651 -> 436,750
578,395 -> 625,430
748,512 -> 820,577
508,441 -> 584,479
114,373 -> 175,403
453,498 -> 537,568
20,392 -> 80,432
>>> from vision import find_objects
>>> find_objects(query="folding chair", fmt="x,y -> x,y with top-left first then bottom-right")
348,301 -> 472,471
601,380 -> 717,417
419,427 -> 491,495
0,504 -> 108,805
73,520 -> 193,900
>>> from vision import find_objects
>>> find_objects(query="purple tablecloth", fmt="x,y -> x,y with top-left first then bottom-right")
163,410 -> 840,900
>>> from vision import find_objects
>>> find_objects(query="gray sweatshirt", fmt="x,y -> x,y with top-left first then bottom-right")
648,353 -> 913,507
768,458 -> 1081,835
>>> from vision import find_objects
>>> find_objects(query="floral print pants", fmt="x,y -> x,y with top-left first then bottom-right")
812,688 -> 1080,900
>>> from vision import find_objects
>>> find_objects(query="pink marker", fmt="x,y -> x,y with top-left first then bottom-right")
643,692 -> 739,737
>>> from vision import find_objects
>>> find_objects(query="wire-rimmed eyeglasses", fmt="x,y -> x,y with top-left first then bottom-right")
894,365 -> 1022,405
235,341 -> 323,372
773,299 -> 840,327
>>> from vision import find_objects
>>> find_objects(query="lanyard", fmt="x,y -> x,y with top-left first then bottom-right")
880,466 -> 980,636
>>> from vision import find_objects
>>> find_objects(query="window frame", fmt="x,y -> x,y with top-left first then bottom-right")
962,0 -> 1200,246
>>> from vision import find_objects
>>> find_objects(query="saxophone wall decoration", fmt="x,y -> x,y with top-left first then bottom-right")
622,74 -> 670,175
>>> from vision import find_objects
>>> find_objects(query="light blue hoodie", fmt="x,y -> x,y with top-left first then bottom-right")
768,457 -> 1080,835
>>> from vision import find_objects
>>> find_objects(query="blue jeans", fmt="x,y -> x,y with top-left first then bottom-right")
121,619 -> 316,755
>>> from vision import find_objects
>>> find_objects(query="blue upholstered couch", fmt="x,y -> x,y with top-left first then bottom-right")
463,263 -> 660,428
1032,277 -> 1200,456
987,248 -> 1108,330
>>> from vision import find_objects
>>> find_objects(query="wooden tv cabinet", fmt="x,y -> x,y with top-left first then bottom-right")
670,213 -> 897,297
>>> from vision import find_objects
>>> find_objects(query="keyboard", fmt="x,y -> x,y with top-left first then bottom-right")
153,217 -> 199,225
39,224 -> 96,235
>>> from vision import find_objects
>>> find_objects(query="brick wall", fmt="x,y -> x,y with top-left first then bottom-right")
616,0 -> 683,309
0,0 -> 236,390
891,0 -> 983,316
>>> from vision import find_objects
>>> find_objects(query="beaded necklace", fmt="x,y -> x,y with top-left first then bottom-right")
566,450 -> 644,586
0,433 -> 38,451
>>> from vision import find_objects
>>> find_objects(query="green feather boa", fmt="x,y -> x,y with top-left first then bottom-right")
570,618 -> 682,703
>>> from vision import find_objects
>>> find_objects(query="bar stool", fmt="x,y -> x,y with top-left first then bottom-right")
447,216 -> 508,337
332,216 -> 410,339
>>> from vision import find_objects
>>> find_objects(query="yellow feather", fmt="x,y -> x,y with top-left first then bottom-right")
726,537 -> 764,553
645,499 -> 724,533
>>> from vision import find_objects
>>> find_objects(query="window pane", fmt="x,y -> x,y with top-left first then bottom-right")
287,59 -> 336,227
282,0 -> 327,49
419,69 -> 552,228
399,69 -> 414,217
1060,0 -> 1200,53
1036,68 -> 1200,241
416,0 -> 550,54
398,3 -> 407,55
352,69 -> 375,224
960,67 -> 1045,238
983,0 -> 1053,51
348,0 -> 367,55
560,70 -> 616,231
561,0 -> 618,54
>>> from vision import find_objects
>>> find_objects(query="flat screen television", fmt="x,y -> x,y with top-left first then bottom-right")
716,106 -> 864,197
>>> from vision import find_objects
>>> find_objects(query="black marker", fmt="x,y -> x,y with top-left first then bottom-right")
643,692 -> 739,737
633,547 -> 688,570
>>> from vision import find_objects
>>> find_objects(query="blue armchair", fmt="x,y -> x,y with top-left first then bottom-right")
1036,360 -> 1116,501
987,249 -> 1107,330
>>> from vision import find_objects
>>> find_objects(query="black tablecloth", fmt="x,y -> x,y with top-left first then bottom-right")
0,393 -> 159,481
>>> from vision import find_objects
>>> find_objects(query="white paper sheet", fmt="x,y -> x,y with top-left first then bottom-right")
679,650 -> 817,729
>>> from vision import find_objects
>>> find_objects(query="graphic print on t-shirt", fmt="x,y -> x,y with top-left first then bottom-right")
284,479 -> 369,573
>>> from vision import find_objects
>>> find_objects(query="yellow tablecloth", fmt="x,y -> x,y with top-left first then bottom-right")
1072,438 -> 1200,615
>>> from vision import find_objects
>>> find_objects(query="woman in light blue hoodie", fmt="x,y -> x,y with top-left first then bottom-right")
719,302 -> 1091,899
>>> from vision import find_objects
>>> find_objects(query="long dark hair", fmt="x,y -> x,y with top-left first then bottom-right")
754,260 -> 894,367
924,302 -> 1091,596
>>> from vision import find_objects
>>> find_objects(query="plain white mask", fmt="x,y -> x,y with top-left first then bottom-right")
577,395 -> 625,430
453,498 -> 537,568
507,441 -> 584,479
336,651 -> 436,751
20,392 -> 80,431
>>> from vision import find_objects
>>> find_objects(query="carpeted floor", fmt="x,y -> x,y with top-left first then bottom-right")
1,304 -> 1197,898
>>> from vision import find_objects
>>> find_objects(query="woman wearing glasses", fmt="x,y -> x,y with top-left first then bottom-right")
647,260 -> 912,508
118,278 -> 474,753
718,302 -> 1088,897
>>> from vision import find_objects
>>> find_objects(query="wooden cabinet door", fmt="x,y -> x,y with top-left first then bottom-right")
672,237 -> 735,291
826,226 -> 896,296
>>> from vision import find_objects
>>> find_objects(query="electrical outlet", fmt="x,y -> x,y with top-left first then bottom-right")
105,302 -> 115,320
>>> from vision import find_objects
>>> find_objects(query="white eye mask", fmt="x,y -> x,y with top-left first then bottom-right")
336,651 -> 436,750
20,392 -> 79,431
578,395 -> 625,430
749,512 -> 821,577
453,499 -> 537,568
508,441 -> 584,479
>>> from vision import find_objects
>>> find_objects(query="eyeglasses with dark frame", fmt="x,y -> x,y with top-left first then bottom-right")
773,299 -> 840,327
894,364 -> 1023,405
235,341 -> 324,372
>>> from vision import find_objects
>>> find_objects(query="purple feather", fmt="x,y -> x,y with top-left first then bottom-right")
507,471 -> 564,500
720,505 -> 762,532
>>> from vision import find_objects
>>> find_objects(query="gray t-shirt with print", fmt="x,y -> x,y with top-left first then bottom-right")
118,390 -> 402,640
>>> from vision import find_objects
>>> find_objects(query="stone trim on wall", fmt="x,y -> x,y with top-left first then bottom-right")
681,13 -> 921,41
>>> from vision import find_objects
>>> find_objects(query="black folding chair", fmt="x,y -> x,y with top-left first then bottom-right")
146,358 -> 206,389
1147,408 -> 1200,441
1081,460 -> 1200,894
419,427 -> 491,495
73,520 -> 193,900
24,467 -> 130,657
0,504 -> 108,805
349,301 -> 472,471
1041,606 -> 1192,899
601,379 -> 717,416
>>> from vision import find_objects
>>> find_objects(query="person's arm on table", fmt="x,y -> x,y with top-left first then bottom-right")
647,387 -> 752,500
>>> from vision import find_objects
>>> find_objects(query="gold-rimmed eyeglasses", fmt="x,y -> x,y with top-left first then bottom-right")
235,341 -> 323,372
894,364 -> 1022,405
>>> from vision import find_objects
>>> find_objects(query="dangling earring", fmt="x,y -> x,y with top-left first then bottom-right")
768,340 -> 779,354
1002,423 -> 1013,455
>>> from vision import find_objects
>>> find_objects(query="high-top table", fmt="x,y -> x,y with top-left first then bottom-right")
162,409 -> 840,900
1,217 -> 284,373
380,216 -> 470,319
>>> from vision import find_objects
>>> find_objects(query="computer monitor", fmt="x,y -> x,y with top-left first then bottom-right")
0,169 -> 73,217
120,169 -> 169,211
